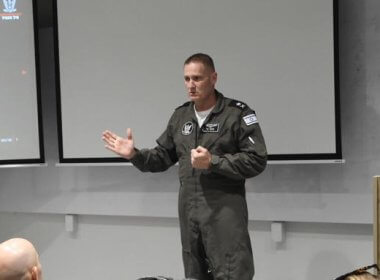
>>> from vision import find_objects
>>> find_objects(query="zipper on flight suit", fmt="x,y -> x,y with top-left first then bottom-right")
192,121 -> 198,176
191,110 -> 215,176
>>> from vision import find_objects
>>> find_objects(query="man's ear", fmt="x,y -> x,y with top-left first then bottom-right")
31,266 -> 40,280
211,71 -> 218,85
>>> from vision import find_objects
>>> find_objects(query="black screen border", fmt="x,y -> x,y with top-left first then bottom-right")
0,0 -> 45,165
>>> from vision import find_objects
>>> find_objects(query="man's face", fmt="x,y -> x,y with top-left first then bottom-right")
184,61 -> 217,105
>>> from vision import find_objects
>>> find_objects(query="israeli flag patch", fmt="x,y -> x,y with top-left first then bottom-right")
243,114 -> 258,126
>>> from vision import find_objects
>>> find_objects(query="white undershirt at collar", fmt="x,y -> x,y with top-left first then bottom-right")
194,105 -> 215,127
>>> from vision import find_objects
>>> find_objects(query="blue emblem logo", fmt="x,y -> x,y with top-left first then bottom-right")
3,0 -> 17,13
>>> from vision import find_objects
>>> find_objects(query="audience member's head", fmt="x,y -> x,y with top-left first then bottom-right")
345,272 -> 379,280
0,238 -> 42,280
335,264 -> 379,280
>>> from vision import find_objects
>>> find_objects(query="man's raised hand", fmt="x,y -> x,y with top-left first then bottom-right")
102,128 -> 136,159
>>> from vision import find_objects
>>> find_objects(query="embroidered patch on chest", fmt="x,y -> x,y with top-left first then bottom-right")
202,123 -> 219,133
182,121 -> 194,135
243,114 -> 258,126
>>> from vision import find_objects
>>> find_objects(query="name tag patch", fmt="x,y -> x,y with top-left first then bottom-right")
243,114 -> 258,126
202,123 -> 219,133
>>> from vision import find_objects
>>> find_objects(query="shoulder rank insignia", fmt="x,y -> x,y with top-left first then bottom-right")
229,100 -> 247,110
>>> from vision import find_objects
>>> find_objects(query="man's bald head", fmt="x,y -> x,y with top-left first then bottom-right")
0,238 -> 42,280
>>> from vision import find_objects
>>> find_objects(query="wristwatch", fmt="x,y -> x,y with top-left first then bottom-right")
209,154 -> 220,169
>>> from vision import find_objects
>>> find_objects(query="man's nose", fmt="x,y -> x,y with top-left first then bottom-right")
188,79 -> 195,87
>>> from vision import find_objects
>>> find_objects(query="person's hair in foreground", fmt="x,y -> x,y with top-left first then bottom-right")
335,264 -> 380,280
0,238 -> 42,280
345,272 -> 379,280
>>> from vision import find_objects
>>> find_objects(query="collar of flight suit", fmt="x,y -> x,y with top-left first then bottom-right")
210,90 -> 226,114
188,90 -> 225,117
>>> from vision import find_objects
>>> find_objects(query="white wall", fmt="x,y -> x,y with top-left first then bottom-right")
0,212 -> 374,280
0,0 -> 380,279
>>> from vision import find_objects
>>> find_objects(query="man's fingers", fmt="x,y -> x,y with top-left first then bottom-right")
127,128 -> 135,141
191,149 -> 201,160
193,147 -> 204,154
102,132 -> 116,144
102,130 -> 118,141
105,130 -> 116,139
102,135 -> 112,146
195,146 -> 208,153
104,144 -> 115,152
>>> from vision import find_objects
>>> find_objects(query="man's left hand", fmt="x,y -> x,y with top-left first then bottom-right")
191,146 -> 211,169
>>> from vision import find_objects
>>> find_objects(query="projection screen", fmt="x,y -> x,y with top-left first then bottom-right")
0,0 -> 44,165
55,0 -> 341,163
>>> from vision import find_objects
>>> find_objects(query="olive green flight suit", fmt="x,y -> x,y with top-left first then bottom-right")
131,91 -> 267,280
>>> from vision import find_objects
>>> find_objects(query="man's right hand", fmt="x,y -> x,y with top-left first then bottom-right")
102,128 -> 136,159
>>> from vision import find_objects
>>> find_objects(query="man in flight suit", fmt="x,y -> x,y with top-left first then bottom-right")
102,53 -> 267,280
